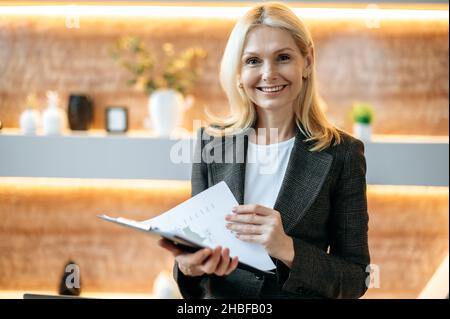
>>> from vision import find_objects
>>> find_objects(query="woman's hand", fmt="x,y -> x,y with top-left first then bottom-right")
225,204 -> 294,267
158,239 -> 239,277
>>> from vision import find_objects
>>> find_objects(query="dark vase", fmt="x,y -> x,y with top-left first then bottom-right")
68,95 -> 93,130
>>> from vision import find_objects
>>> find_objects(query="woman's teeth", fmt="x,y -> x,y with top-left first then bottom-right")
258,85 -> 286,93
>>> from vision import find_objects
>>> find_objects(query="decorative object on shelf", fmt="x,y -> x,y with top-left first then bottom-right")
20,94 -> 40,135
351,102 -> 374,141
68,94 -> 93,131
152,271 -> 179,299
110,37 -> 207,136
42,91 -> 67,135
148,89 -> 194,137
105,106 -> 128,133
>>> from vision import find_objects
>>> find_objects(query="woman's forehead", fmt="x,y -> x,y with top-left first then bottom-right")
243,25 -> 298,54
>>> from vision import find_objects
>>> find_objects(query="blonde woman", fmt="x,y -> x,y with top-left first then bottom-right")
159,2 -> 370,299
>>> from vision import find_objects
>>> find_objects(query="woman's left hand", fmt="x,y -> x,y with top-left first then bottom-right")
225,204 -> 294,267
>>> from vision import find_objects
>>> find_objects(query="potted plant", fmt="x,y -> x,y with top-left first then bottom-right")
110,36 -> 207,136
351,102 -> 374,141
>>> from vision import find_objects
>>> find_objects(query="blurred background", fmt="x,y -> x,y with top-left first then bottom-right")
0,0 -> 448,299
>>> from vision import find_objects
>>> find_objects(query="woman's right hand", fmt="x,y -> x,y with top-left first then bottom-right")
158,239 -> 239,277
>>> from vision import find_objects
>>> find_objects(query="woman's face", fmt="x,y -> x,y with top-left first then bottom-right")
240,25 -> 310,113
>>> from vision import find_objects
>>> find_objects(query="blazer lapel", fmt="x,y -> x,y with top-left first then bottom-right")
208,129 -> 250,205
273,130 -> 333,233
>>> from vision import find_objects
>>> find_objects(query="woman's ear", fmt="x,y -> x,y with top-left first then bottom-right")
303,46 -> 314,79
237,77 -> 243,89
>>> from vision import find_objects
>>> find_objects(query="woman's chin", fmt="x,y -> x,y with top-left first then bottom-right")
253,100 -> 291,112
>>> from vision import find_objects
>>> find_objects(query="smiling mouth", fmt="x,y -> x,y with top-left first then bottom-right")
256,85 -> 288,93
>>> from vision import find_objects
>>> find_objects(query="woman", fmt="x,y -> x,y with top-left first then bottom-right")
159,2 -> 370,299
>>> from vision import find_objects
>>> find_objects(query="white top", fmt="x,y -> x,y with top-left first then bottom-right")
244,136 -> 296,208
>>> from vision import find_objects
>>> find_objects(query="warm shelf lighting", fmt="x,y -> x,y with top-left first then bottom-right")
0,5 -> 447,21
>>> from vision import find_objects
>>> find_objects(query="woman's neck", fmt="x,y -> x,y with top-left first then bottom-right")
250,109 -> 296,145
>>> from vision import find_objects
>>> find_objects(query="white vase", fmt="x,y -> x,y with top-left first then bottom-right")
42,107 -> 64,135
353,123 -> 372,141
42,91 -> 66,135
20,109 -> 40,135
148,89 -> 190,137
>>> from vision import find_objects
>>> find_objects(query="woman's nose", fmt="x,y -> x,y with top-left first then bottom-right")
261,63 -> 278,82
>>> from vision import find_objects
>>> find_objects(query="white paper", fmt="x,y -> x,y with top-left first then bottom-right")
99,215 -> 149,231
100,181 -> 275,272
142,181 -> 275,271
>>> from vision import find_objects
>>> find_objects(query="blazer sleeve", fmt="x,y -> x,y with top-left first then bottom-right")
173,127 -> 209,299
280,138 -> 370,299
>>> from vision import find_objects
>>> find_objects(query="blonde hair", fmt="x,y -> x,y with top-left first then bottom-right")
207,2 -> 341,151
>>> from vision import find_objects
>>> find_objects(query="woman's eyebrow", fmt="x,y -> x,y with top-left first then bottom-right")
274,47 -> 296,53
242,47 -> 296,56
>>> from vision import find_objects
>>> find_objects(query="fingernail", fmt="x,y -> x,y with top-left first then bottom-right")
232,207 -> 237,212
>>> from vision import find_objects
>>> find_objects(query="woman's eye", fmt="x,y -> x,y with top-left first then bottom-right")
245,57 -> 260,65
278,54 -> 291,61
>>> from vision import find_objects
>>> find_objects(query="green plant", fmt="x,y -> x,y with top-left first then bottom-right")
110,36 -> 207,95
351,102 -> 374,124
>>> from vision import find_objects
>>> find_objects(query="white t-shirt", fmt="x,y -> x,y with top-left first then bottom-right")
244,136 -> 296,208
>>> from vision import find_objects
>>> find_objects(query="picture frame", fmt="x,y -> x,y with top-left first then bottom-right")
105,106 -> 128,133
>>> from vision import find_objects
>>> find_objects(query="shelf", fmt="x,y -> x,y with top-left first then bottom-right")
363,136 -> 448,186
0,130 -> 448,186
0,129 -> 193,181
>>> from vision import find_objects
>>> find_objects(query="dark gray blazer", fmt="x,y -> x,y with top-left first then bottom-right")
173,125 -> 370,299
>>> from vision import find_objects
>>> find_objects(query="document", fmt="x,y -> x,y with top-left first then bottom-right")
98,181 -> 276,274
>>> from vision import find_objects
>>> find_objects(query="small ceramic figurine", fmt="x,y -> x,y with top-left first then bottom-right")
42,91 -> 67,135
20,94 -> 40,135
